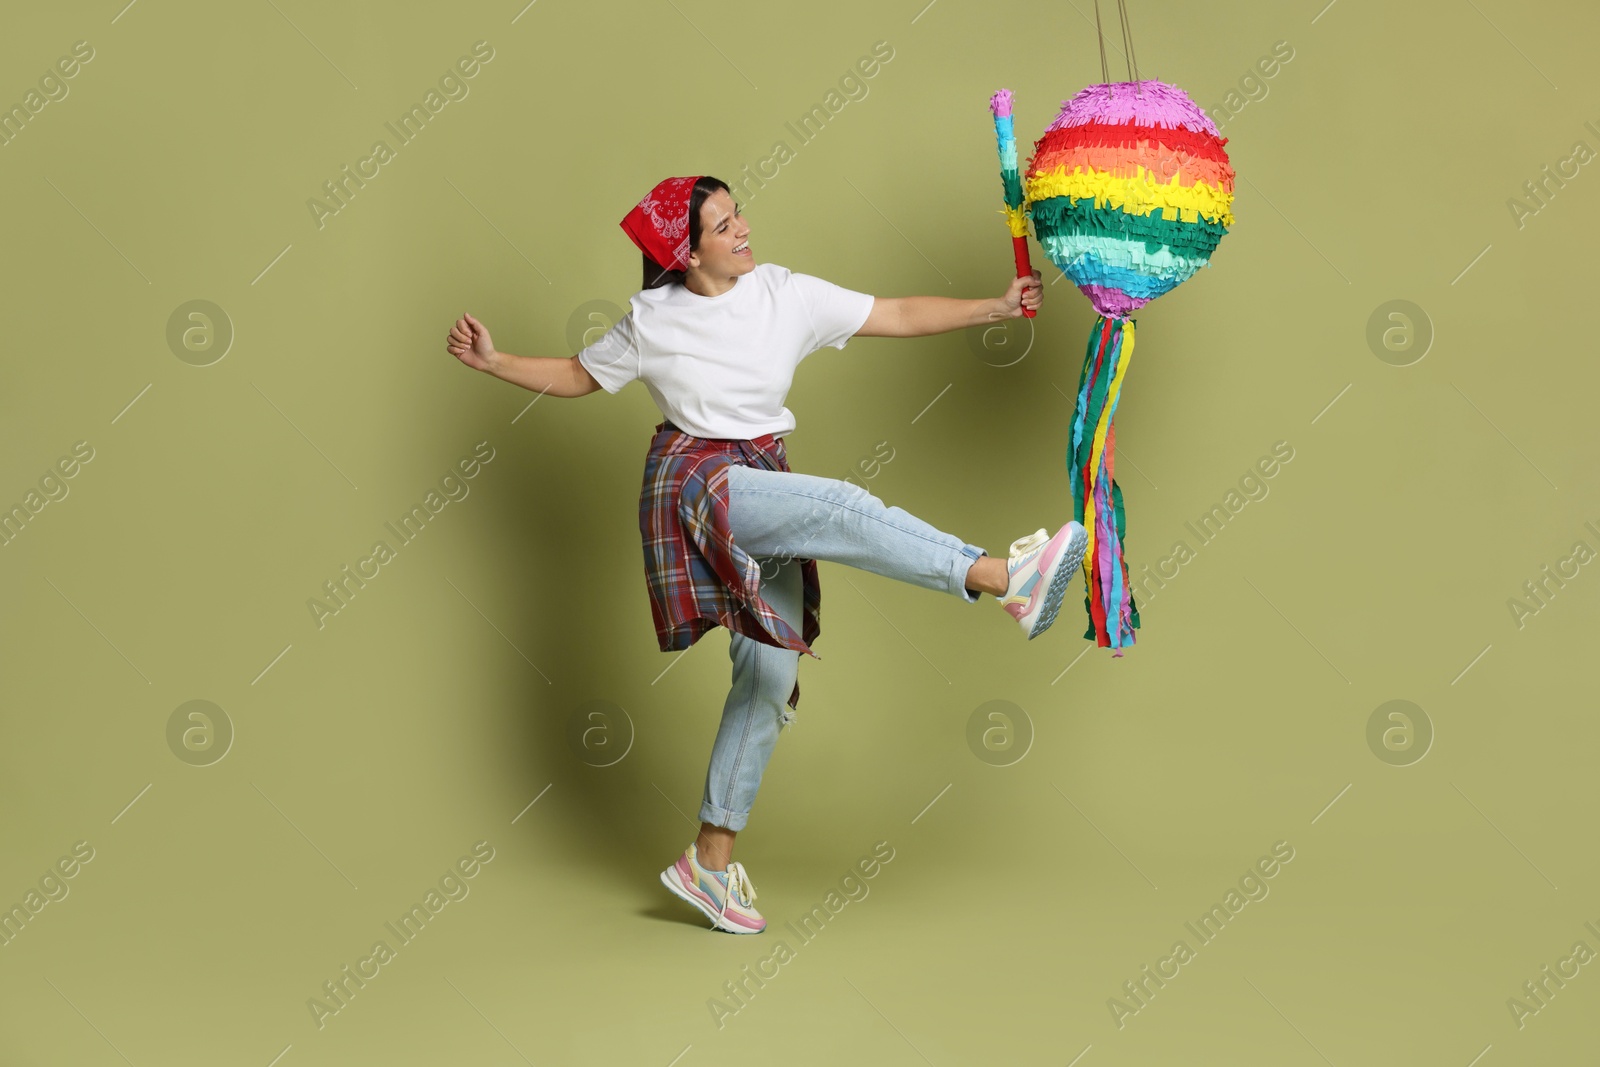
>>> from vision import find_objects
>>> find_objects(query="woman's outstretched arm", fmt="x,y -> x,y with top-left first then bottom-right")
855,270 -> 1042,339
446,311 -> 603,397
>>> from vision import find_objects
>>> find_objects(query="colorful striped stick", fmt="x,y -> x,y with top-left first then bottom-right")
987,89 -> 1036,318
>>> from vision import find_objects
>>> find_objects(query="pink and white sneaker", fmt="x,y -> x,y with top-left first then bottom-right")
659,842 -> 766,934
997,521 -> 1088,639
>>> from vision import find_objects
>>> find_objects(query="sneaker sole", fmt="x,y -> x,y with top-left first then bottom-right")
1026,525 -> 1089,640
659,866 -> 765,934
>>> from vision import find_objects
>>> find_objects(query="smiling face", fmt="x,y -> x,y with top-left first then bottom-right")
684,188 -> 753,291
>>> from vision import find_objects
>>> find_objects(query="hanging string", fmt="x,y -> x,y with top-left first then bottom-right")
1092,0 -> 1110,88
1117,0 -> 1142,96
1096,0 -> 1141,98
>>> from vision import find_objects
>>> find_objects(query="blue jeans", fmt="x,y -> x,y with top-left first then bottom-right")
698,465 -> 990,830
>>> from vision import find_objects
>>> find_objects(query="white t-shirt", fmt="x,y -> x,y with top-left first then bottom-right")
576,262 -> 875,439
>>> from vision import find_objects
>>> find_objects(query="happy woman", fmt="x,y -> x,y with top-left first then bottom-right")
445,175 -> 1088,935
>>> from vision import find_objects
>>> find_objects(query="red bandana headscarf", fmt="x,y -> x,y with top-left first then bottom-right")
620,175 -> 702,273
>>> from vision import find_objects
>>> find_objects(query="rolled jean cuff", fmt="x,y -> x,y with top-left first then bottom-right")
699,799 -> 751,832
951,543 -> 988,604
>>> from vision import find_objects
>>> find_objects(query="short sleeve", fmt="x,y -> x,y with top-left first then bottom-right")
788,271 -> 875,352
575,309 -> 641,394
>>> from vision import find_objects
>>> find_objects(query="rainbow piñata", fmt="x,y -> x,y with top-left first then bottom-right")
1018,79 -> 1235,654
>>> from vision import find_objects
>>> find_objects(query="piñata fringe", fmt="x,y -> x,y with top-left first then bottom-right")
1068,314 -> 1141,655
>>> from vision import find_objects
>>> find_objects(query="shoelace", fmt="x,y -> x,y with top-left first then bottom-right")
1005,531 -> 1051,591
720,860 -> 757,916
1010,530 -> 1049,568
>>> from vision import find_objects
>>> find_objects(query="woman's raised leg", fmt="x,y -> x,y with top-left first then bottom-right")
725,464 -> 994,601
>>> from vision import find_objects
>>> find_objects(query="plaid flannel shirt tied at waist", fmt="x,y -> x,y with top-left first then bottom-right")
637,419 -> 823,711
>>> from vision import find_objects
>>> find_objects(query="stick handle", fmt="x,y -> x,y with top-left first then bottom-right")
1011,235 -> 1036,318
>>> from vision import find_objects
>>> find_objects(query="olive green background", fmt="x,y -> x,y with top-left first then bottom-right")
2,0 -> 1597,1063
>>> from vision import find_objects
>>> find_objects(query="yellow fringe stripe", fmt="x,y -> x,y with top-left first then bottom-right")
998,204 -> 1029,238
1027,164 -> 1235,227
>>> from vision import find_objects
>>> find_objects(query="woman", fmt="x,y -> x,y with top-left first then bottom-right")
445,175 -> 1087,935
